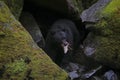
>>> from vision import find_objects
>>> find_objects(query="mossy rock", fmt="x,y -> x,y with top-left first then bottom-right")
0,0 -> 23,19
80,0 -> 111,22
0,1 -> 68,80
83,0 -> 120,69
20,12 -> 45,48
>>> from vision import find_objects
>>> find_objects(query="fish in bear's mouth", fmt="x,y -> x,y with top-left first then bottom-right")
61,39 -> 72,54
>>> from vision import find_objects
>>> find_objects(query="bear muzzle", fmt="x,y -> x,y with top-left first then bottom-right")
61,40 -> 72,54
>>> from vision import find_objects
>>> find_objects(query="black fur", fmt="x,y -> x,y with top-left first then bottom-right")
44,19 -> 80,65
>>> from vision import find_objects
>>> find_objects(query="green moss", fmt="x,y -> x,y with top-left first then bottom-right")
0,3 -> 12,22
0,0 -> 23,19
95,36 -> 120,68
94,0 -> 120,69
7,59 -> 26,74
0,30 -> 5,36
4,59 -> 27,79
28,52 -> 68,80
0,1 -> 68,79
102,0 -> 120,16
72,0 -> 83,14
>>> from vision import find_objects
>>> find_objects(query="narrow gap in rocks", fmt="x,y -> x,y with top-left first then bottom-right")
22,0 -> 87,39
22,0 -> 67,38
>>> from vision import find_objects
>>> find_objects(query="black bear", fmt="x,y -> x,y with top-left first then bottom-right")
44,19 -> 80,65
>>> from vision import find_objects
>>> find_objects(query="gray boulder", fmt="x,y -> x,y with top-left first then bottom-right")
82,0 -> 120,69
20,12 -> 45,48
80,0 -> 111,22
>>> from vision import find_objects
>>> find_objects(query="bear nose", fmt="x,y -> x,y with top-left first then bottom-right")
64,41 -> 68,46
62,39 -> 68,46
